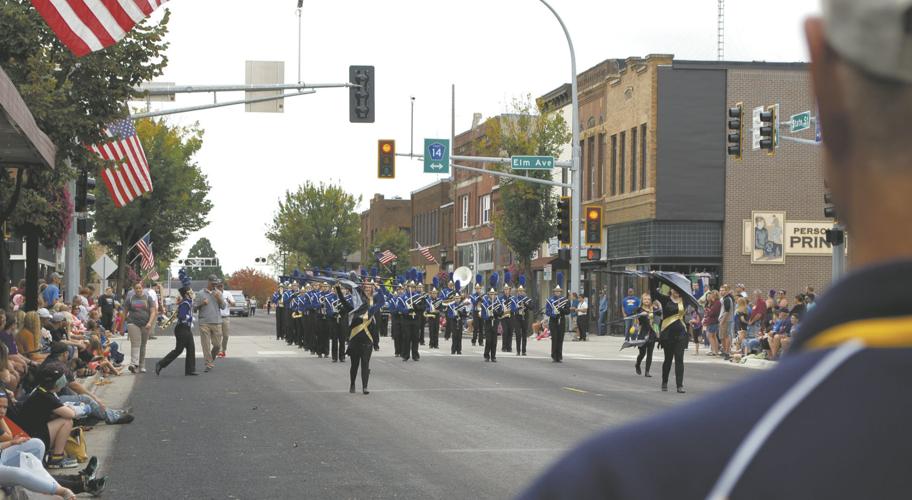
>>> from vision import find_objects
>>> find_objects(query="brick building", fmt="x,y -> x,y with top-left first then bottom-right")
360,193 -> 410,264
409,179 -> 453,279
562,56 -> 831,331
452,116 -> 514,287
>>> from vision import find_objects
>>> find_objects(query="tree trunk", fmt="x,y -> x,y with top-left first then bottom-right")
24,229 -> 39,311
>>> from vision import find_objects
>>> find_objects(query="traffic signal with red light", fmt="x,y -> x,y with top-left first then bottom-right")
586,248 -> 601,261
378,140 -> 395,179
584,206 -> 602,245
557,196 -> 571,245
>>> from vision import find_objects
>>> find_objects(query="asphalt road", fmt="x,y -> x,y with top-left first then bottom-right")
104,314 -> 753,499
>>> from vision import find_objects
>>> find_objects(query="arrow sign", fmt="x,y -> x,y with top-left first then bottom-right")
424,138 -> 450,174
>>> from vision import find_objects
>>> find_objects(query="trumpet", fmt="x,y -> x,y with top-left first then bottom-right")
517,296 -> 533,316
159,310 -> 178,328
553,297 -> 570,313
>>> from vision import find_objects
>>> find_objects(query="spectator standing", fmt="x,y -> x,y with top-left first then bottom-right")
621,288 -> 641,341
597,288 -> 608,336
217,283 -> 235,358
702,291 -> 720,357
97,287 -> 116,332
718,285 -> 735,358
146,283 -> 160,340
42,273 -> 61,308
193,275 -> 225,372
124,282 -> 155,373
576,294 -> 589,341
568,293 -> 579,339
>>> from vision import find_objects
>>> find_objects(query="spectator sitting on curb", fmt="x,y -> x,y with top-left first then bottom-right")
41,343 -> 133,425
11,364 -> 77,469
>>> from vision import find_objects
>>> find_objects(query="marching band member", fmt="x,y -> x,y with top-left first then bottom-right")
500,278 -> 513,353
447,281 -> 465,355
425,286 -> 442,349
290,283 -> 305,347
416,281 -> 427,346
511,278 -> 531,356
546,276 -> 570,363
337,281 -> 383,395
391,283 -> 405,357
635,293 -> 657,378
401,280 -> 421,361
272,285 -> 283,341
322,282 -> 343,363
481,275 -> 502,362
315,282 -> 331,359
471,276 -> 484,346
651,276 -> 688,393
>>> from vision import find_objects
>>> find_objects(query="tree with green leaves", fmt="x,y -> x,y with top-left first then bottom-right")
93,119 -> 212,295
0,0 -> 170,304
267,182 -> 361,270
477,95 -> 571,283
184,237 -> 224,280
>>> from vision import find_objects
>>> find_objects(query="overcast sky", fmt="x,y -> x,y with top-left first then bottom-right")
143,0 -> 820,276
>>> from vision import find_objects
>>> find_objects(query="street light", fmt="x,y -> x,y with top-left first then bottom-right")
440,248 -> 448,269
539,0 -> 581,294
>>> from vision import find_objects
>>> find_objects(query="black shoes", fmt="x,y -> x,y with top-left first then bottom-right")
644,372 -> 652,378
154,362 -> 162,376
350,385 -> 356,394
677,387 -> 686,394
186,372 -> 199,376
363,389 -> 370,395
491,359 -> 497,363
80,456 -> 98,480
662,384 -> 668,392
635,365 -> 642,375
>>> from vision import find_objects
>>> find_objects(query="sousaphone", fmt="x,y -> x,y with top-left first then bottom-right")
452,266 -> 473,292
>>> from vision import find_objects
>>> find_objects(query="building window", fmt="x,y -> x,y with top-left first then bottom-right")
457,245 -> 474,266
597,133 -> 606,199
587,137 -> 595,200
479,194 -> 491,224
619,131 -> 626,194
610,134 -> 617,196
477,241 -> 494,264
461,195 -> 469,228
630,126 -> 638,192
640,123 -> 648,189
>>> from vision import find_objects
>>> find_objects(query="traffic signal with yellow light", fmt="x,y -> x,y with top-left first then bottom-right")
584,206 -> 601,245
727,102 -> 743,159
378,139 -> 395,179
557,196 -> 571,245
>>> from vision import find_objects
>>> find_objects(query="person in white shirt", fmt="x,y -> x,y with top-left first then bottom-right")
217,284 -> 235,358
145,284 -> 160,340
577,295 -> 590,341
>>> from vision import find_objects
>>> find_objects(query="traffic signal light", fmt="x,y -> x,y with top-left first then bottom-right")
378,139 -> 395,179
584,205 -> 601,245
349,65 -> 375,123
759,104 -> 778,153
727,102 -> 743,159
586,248 -> 601,261
76,217 -> 93,235
557,196 -> 571,245
75,170 -> 96,213
824,191 -> 837,220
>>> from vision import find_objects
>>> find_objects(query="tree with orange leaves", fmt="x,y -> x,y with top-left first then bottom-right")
226,268 -> 277,308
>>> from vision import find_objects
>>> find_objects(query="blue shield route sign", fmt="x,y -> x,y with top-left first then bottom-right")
424,138 -> 450,174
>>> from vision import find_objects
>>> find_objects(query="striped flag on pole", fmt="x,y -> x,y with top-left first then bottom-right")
416,241 -> 438,265
136,234 -> 154,271
376,250 -> 397,265
30,0 -> 169,58
87,119 -> 153,208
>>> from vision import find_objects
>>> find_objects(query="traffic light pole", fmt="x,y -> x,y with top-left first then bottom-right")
539,0 -> 582,295
832,223 -> 846,282
64,172 -> 79,301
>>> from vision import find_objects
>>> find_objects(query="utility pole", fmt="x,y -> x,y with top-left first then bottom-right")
64,167 -> 79,301
539,0 -> 582,295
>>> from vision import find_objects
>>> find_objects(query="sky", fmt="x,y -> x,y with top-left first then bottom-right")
143,0 -> 821,276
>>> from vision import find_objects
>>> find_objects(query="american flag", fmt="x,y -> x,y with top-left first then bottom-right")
376,250 -> 397,265
31,0 -> 169,58
87,119 -> 153,208
137,234 -> 154,271
416,241 -> 437,265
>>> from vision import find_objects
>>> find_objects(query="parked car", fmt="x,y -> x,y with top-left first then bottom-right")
227,290 -> 249,317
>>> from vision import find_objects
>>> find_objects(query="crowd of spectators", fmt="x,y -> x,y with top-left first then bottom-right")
596,282 -> 816,364
0,272 -> 158,498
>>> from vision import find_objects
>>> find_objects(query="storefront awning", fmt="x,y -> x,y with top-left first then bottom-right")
0,65 -> 56,169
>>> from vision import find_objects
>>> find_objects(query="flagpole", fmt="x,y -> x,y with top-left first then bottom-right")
127,230 -> 151,252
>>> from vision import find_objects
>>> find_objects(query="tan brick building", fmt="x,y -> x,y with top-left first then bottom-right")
360,193 -> 410,264
409,179 -> 453,279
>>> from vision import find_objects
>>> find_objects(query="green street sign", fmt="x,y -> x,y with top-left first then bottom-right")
423,138 -> 450,174
790,111 -> 811,133
511,155 -> 554,170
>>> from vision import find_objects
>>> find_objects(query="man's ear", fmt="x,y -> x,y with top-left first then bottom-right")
805,18 -> 851,164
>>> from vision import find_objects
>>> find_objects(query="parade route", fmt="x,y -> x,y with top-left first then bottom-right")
96,315 -> 753,499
